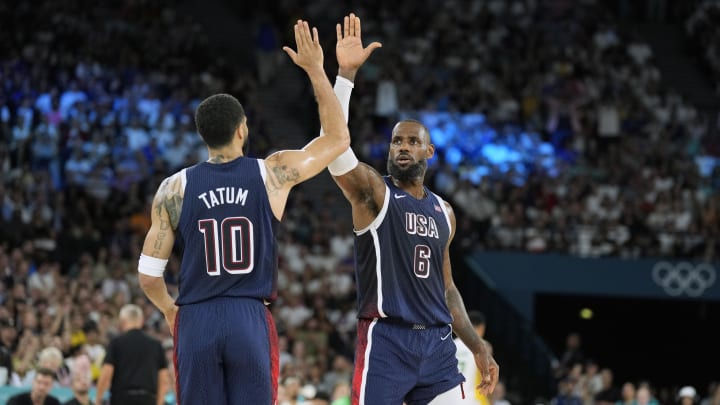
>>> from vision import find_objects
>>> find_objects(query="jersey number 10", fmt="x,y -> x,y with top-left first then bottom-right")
198,217 -> 254,275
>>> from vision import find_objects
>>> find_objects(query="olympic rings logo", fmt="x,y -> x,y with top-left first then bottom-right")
651,261 -> 716,297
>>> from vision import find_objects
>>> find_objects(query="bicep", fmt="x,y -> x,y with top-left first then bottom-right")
265,136 -> 347,191
332,162 -> 385,206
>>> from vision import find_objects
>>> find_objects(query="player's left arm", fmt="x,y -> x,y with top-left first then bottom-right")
442,201 -> 499,395
138,174 -> 182,333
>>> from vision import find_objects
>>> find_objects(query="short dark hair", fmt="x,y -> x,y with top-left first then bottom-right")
468,310 -> 486,326
35,367 -> 56,380
195,94 -> 245,149
395,119 -> 431,142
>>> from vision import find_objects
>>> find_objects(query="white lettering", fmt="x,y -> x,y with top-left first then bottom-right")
417,215 -> 427,236
406,212 -> 416,234
198,193 -> 211,209
226,187 -> 235,204
428,217 -> 439,238
404,212 -> 440,239
198,187 -> 249,209
209,190 -> 220,207
235,188 -> 248,206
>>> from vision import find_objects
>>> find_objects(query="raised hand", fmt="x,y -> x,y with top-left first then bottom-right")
283,20 -> 324,73
336,13 -> 382,78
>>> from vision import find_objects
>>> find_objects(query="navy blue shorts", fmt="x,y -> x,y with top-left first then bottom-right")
173,296 -> 278,405
351,318 -> 465,405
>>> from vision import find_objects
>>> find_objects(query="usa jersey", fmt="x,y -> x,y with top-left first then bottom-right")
175,157 -> 279,305
354,176 -> 453,325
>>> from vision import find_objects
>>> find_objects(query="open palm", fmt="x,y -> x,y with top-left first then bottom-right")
336,13 -> 382,71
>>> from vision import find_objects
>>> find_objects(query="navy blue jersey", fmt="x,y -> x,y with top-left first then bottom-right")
175,157 -> 279,305
354,176 -> 453,325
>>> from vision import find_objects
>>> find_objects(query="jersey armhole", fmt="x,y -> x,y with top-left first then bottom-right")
257,159 -> 267,184
433,193 -> 452,235
355,184 -> 390,236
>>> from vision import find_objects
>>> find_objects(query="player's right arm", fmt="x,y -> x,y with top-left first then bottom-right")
264,20 -> 351,220
138,174 -> 182,332
326,13 -> 385,230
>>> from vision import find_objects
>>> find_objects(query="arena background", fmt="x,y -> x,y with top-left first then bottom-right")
0,0 -> 718,404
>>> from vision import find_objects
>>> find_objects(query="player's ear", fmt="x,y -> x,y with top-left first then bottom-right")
237,117 -> 248,140
426,143 -> 435,159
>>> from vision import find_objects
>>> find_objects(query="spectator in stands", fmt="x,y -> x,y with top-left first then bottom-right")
0,318 -> 16,385
554,332 -> 585,380
14,347 -> 68,388
64,356 -> 92,405
7,367 -> 61,405
679,386 -> 698,405
595,369 -> 621,405
617,382 -> 636,405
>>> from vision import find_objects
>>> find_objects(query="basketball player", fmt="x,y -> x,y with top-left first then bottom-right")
325,13 -> 499,405
137,20 -> 351,405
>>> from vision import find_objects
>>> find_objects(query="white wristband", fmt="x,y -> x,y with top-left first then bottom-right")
335,75 -> 354,89
138,254 -> 168,277
320,76 -> 353,138
328,147 -> 359,176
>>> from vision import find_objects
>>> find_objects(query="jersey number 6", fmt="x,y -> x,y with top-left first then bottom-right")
198,217 -> 254,275
414,244 -> 431,278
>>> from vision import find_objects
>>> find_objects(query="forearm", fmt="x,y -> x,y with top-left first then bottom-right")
306,68 -> 350,148
338,67 -> 358,82
139,274 -> 175,313
447,285 -> 486,355
157,369 -> 169,405
95,375 -> 110,405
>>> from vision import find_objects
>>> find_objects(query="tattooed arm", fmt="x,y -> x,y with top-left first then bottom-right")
138,173 -> 184,333
442,201 -> 499,395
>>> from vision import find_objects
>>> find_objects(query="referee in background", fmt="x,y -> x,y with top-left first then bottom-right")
95,304 -> 169,405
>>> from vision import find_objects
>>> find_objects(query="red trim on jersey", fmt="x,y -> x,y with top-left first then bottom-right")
351,319 -> 372,405
265,308 -> 279,405
173,310 -> 181,405
461,382 -> 466,399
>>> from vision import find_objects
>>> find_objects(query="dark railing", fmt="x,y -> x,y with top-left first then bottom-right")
454,253 -> 556,405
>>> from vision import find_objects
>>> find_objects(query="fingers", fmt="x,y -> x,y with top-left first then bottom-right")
354,14 -> 361,37
282,46 -> 297,62
301,20 -> 311,48
365,41 -> 383,55
312,26 -> 319,44
344,15 -> 350,38
336,23 -> 342,43
349,12 -> 357,37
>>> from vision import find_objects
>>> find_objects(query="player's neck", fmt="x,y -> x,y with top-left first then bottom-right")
207,145 -> 244,164
391,176 -> 426,199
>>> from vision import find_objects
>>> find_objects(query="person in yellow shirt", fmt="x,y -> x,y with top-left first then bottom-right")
430,311 -> 491,405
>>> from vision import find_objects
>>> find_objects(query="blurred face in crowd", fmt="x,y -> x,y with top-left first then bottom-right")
0,324 -> 15,346
621,382 -> 636,402
71,371 -> 91,395
31,372 -> 54,401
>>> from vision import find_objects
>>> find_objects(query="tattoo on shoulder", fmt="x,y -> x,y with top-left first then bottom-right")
265,158 -> 300,195
154,176 -> 184,229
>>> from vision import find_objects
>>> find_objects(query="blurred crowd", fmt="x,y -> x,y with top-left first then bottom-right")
0,0 -> 718,404
686,0 -> 720,95
549,333 -> 720,405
